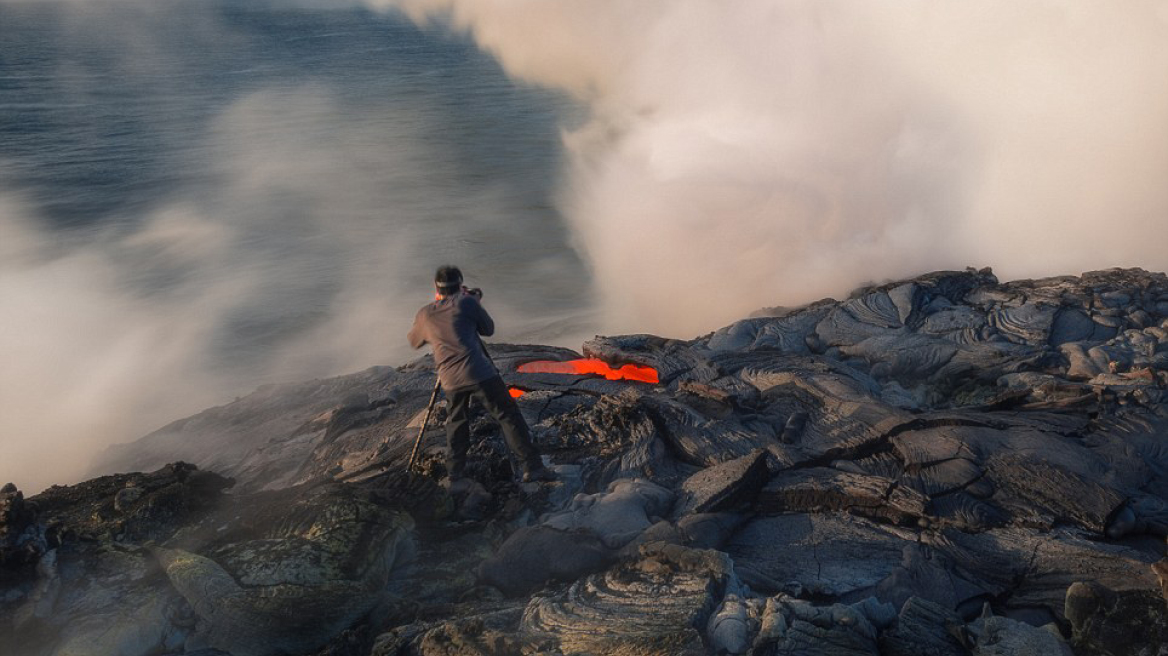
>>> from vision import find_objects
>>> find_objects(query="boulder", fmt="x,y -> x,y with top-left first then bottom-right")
726,514 -> 912,599
7,267 -> 1168,656
757,468 -> 928,526
520,543 -> 735,656
672,449 -> 770,517
477,526 -> 615,597
541,478 -> 674,548
1065,580 -> 1168,656
879,597 -> 967,656
967,611 -> 1072,656
156,484 -> 414,656
755,596 -> 886,656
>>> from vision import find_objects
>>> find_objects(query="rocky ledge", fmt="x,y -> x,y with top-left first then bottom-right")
4,267 -> 1168,656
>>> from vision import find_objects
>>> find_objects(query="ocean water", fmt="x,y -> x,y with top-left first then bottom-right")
0,0 -> 592,491
1,0 -> 595,368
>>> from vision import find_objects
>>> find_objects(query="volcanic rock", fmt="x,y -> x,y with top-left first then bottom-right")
541,478 -> 674,548
5,267 -> 1168,656
476,525 -> 615,597
753,595 -> 896,656
0,483 -> 40,573
757,467 -> 929,526
672,449 -> 771,517
519,542 -> 737,655
878,596 -> 967,656
1065,580 -> 1168,656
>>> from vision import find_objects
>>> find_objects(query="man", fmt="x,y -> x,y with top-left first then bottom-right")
407,265 -> 554,484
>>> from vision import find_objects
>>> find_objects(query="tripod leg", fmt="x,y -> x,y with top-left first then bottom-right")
407,379 -> 442,473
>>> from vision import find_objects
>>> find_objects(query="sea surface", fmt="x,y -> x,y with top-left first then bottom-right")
1,0 -> 591,376
0,0 -> 596,491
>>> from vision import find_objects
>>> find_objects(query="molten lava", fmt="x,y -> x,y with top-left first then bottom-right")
509,387 -> 526,398
516,358 -> 659,384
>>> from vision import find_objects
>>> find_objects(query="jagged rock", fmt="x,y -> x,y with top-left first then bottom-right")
873,543 -> 991,612
986,452 -> 1125,533
748,370 -> 912,467
672,449 -> 770,517
989,302 -> 1059,346
1065,580 -> 1168,656
544,389 -> 691,485
902,457 -> 984,497
9,267 -> 1168,656
29,463 -> 232,544
878,596 -> 967,656
541,478 -> 674,548
1,540 -> 189,656
411,612 -> 530,656
838,332 -> 958,381
707,594 -> 753,655
383,531 -> 494,612
926,492 -> 1009,531
676,512 -> 750,550
477,526 -> 615,597
930,527 -> 1160,623
756,467 -> 928,526
583,333 -> 718,385
1,464 -> 241,655
967,611 -> 1073,656
156,484 -> 414,656
891,419 -> 1130,533
754,596 -> 885,656
35,548 -> 185,656
640,394 -> 780,466
520,543 -> 735,655
95,367 -> 409,492
727,514 -> 914,599
705,306 -> 830,354
0,483 -> 40,572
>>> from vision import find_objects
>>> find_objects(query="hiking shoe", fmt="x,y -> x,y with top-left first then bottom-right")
521,467 -> 556,483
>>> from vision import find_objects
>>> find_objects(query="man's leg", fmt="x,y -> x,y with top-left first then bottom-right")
444,386 -> 475,479
474,376 -> 545,476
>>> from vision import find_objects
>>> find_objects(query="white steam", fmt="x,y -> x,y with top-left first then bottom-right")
0,80 -> 579,494
382,0 -> 1168,334
6,0 -> 1168,492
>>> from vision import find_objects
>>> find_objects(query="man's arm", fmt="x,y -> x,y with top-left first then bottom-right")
407,308 -> 428,349
472,297 -> 495,337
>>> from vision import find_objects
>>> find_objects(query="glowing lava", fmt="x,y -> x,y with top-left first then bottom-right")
516,358 -> 659,384
509,387 -> 525,398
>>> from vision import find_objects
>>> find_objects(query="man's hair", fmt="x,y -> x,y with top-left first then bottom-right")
435,265 -> 463,295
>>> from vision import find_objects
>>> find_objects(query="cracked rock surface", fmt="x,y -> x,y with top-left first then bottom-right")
4,267 -> 1168,655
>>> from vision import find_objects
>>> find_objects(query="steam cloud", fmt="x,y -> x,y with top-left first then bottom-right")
0,4 -> 586,493
5,0 -> 1168,492
382,0 -> 1168,333
0,89 -> 527,492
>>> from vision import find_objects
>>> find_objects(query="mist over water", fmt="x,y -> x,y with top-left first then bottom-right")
5,0 -> 1168,493
0,0 -> 589,493
386,0 -> 1168,332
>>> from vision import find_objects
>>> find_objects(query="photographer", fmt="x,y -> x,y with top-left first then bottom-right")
407,265 -> 553,485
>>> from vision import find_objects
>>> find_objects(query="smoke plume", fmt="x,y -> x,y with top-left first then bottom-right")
381,0 -> 1168,334
5,0 -> 1168,492
0,2 -> 586,493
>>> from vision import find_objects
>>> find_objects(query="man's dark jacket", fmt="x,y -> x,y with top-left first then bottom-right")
407,292 -> 497,390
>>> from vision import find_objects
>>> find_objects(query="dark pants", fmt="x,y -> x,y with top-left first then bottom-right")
445,375 -> 541,478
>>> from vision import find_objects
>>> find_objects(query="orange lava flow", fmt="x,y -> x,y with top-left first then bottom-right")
509,387 -> 526,398
516,358 -> 659,384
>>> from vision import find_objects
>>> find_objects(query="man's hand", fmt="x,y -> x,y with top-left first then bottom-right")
463,286 -> 483,299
